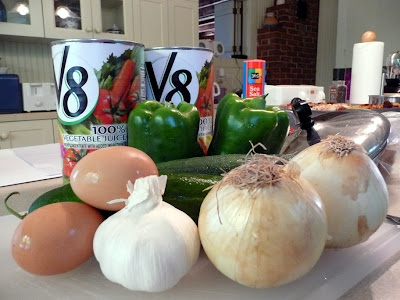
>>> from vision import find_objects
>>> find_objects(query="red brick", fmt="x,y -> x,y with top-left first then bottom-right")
257,0 -> 319,85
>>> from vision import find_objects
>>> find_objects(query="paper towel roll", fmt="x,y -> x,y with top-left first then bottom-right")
350,41 -> 384,104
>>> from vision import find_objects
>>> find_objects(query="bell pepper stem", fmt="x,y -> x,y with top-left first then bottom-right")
163,101 -> 174,108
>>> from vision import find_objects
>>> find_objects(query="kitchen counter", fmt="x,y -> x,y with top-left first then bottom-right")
0,111 -> 57,122
1,134 -> 400,299
0,177 -> 62,216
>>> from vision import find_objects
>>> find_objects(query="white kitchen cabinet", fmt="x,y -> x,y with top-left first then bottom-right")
0,119 -> 55,149
167,0 -> 198,47
1,0 -> 198,45
42,0 -> 134,40
0,0 -> 44,37
132,0 -> 169,47
132,0 -> 198,48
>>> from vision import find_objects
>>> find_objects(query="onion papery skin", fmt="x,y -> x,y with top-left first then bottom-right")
198,177 -> 327,288
292,145 -> 389,248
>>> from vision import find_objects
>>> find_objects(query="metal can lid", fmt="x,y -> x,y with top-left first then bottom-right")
51,39 -> 144,48
145,46 -> 213,53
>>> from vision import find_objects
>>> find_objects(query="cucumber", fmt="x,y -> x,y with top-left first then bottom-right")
28,183 -> 83,213
157,154 -> 247,176
164,172 -> 221,198
163,172 -> 222,224
3,172 -> 220,222
29,173 -> 219,220
4,184 -> 84,219
28,184 -> 115,218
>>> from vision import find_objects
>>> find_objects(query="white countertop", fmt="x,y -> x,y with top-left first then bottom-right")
1,143 -> 400,299
0,143 -> 61,188
1,208 -> 400,300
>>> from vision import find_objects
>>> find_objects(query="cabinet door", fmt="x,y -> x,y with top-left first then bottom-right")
0,0 -> 44,37
132,0 -> 168,47
42,0 -> 93,39
0,120 -> 54,149
167,0 -> 198,47
91,0 -> 133,41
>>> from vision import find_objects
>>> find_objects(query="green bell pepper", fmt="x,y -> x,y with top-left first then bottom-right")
207,93 -> 290,155
128,100 -> 204,163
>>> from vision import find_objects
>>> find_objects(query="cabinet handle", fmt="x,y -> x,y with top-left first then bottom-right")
0,132 -> 9,140
95,28 -> 102,34
86,26 -> 93,32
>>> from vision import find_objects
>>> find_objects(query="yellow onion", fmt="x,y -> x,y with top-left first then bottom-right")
291,135 -> 389,248
198,155 -> 328,288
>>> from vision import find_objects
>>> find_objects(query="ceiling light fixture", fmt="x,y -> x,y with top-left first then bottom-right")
55,6 -> 80,19
11,2 -> 29,16
55,6 -> 71,19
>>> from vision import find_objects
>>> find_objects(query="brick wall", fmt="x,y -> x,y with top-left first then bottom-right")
257,0 -> 319,85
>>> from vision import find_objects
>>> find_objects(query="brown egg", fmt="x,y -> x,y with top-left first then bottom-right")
11,202 -> 104,276
361,31 -> 377,42
70,146 -> 158,211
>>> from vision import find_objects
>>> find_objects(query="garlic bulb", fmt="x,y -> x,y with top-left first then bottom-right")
93,175 -> 200,292
291,135 -> 389,248
198,155 -> 328,288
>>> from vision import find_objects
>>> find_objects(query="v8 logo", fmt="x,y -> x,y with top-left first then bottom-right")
53,45 -> 99,125
145,51 -> 199,106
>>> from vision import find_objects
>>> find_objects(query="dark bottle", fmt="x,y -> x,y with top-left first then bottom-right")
336,68 -> 347,103
345,68 -> 351,101
0,0 -> 6,23
329,69 -> 340,103
384,79 -> 400,94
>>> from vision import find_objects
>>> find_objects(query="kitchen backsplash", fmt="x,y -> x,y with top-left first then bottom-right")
213,57 -> 244,94
0,39 -> 53,83
0,39 -> 244,95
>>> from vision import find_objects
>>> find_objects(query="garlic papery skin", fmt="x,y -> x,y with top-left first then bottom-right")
198,156 -> 328,288
291,135 -> 389,248
93,175 -> 200,292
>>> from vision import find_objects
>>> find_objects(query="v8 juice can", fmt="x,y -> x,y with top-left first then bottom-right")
243,59 -> 266,98
145,47 -> 214,154
51,39 -> 145,182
